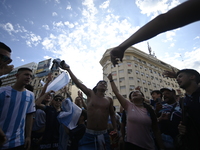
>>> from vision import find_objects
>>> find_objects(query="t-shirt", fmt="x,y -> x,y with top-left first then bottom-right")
158,102 -> 182,138
126,101 -> 154,150
41,106 -> 61,144
0,86 -> 35,149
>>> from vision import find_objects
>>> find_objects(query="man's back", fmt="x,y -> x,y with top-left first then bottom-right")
0,86 -> 35,149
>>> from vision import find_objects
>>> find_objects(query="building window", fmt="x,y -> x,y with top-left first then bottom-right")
141,72 -> 144,76
151,76 -> 154,80
120,86 -> 126,90
136,70 -> 140,75
148,81 -> 151,85
135,63 -> 138,67
137,78 -> 141,82
144,88 -> 148,92
127,62 -> 131,67
149,69 -> 153,73
118,63 -> 123,67
125,55 -> 131,60
146,74 -> 149,78
119,70 -> 124,74
130,85 -> 135,90
112,71 -> 117,76
142,80 -> 146,84
140,66 -> 143,69
128,69 -> 132,74
129,77 -> 134,80
119,77 -> 125,82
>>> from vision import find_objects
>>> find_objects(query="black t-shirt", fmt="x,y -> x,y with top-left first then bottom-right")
42,106 -> 61,144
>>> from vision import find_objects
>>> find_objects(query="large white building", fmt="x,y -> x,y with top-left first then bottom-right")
100,47 -> 183,111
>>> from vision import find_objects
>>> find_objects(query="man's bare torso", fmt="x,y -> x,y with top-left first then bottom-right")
86,92 -> 111,131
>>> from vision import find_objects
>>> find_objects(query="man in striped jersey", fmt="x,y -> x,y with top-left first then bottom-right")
0,67 -> 36,150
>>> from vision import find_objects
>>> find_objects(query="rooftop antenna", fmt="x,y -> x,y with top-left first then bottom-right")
147,42 -> 152,55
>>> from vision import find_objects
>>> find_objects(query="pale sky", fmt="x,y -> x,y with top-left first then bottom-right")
0,0 -> 200,88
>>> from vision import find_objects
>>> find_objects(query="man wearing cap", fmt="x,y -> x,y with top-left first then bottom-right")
177,69 -> 200,149
156,87 -> 182,150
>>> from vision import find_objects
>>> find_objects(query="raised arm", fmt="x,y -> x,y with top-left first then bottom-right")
107,73 -> 128,110
35,91 -> 54,110
110,0 -> 200,66
78,91 -> 87,110
39,73 -> 52,97
62,64 -> 91,96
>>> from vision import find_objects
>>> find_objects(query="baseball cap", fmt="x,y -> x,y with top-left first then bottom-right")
160,87 -> 176,94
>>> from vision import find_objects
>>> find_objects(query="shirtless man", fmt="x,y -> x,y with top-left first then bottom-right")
62,63 -> 117,150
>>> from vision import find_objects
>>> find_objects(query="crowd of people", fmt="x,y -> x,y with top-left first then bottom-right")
0,0 -> 200,149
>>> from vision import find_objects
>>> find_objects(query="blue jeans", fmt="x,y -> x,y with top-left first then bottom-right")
78,129 -> 111,150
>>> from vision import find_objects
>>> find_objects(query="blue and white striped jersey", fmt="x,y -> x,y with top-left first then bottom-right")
0,86 -> 35,149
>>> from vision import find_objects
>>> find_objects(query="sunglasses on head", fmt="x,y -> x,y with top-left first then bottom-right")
0,54 -> 11,62
54,98 -> 63,102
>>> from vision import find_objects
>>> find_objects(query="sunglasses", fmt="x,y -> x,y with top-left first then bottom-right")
0,54 -> 11,62
54,98 -> 63,102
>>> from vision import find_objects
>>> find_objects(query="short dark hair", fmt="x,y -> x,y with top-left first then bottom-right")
17,67 -> 32,73
0,42 -> 12,52
93,80 -> 107,93
177,69 -> 200,84
54,94 -> 64,100
151,90 -> 162,97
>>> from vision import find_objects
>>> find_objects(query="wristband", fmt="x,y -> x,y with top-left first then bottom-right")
110,80 -> 114,82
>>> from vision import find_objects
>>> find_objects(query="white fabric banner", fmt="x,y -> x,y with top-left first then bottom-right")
57,98 -> 82,130
46,72 -> 69,92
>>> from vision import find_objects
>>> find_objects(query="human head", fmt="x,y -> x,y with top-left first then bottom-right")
52,94 -> 64,108
0,42 -> 12,65
93,80 -> 107,93
15,67 -> 33,86
150,90 -> 162,101
129,90 -> 144,103
160,87 -> 176,104
176,69 -> 200,89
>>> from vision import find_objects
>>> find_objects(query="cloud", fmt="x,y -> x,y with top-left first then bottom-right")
42,25 -> 50,30
160,48 -> 200,73
99,0 -> 110,9
44,55 -> 52,59
135,0 -> 181,18
52,12 -> 58,16
66,5 -> 72,10
21,59 -> 24,62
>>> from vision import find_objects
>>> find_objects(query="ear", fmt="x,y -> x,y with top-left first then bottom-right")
15,73 -> 19,78
190,75 -> 196,81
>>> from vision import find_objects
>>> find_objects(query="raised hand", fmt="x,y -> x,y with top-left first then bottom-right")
162,68 -> 177,78
107,73 -> 113,81
110,47 -> 125,67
